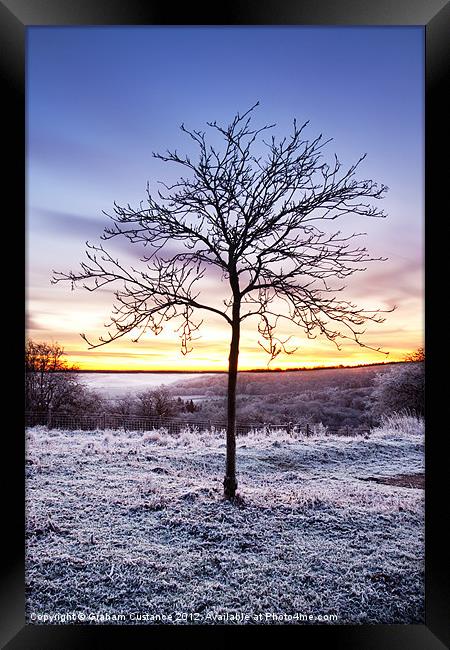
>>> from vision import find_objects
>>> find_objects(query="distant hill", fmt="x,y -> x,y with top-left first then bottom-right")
166,363 -> 403,428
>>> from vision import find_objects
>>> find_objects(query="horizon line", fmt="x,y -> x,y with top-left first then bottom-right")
64,360 -> 409,373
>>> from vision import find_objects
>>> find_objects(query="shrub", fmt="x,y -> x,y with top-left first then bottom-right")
371,363 -> 424,419
370,413 -> 425,443
135,387 -> 181,418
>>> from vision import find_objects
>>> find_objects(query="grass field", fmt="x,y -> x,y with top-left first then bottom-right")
25,416 -> 424,625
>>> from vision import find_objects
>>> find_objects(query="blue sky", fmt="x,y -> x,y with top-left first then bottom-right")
26,26 -> 424,370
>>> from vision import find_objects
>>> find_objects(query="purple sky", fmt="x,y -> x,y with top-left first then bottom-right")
26,26 -> 424,370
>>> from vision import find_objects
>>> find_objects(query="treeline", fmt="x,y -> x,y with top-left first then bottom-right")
109,389 -> 199,418
25,340 -> 198,418
25,340 -> 424,428
162,359 -> 424,427
183,364 -> 424,428
25,341 -> 100,415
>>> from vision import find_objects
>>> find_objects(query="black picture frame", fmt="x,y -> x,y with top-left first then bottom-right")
3,1 -> 449,647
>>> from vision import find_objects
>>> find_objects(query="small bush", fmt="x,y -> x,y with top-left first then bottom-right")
371,363 -> 424,419
371,413 -> 424,439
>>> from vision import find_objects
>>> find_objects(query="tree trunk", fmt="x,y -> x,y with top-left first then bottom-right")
223,302 -> 240,500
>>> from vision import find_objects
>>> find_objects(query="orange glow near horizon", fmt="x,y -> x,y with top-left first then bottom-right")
27,277 -> 423,372
33,329 -> 421,372
61,353 -> 410,372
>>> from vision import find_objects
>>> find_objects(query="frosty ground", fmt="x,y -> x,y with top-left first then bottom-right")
25,416 -> 424,625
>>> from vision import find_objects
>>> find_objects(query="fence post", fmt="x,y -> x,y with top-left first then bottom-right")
306,423 -> 310,437
103,412 -> 106,430
47,408 -> 52,430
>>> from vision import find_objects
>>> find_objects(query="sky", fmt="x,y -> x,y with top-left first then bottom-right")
26,26 -> 424,371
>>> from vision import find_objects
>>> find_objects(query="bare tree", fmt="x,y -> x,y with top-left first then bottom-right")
25,340 -> 74,412
150,387 -> 179,417
53,104 -> 392,499
404,347 -> 425,362
25,339 -> 102,415
135,387 -> 179,418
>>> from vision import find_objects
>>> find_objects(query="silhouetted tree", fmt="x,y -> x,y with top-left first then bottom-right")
25,339 -> 102,415
53,104 -> 391,499
404,347 -> 425,362
25,340 -> 73,411
185,399 -> 198,413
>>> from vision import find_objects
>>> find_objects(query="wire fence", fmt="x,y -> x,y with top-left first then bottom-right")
25,411 -> 371,437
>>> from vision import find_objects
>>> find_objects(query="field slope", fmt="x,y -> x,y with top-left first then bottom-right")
25,419 -> 424,625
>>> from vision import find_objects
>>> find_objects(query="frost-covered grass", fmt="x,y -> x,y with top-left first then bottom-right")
371,412 -> 425,439
25,418 -> 424,625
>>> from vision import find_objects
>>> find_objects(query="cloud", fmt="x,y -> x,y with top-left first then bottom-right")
26,312 -> 47,331
30,206 -> 113,241
345,256 -> 423,304
30,206 -> 233,277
